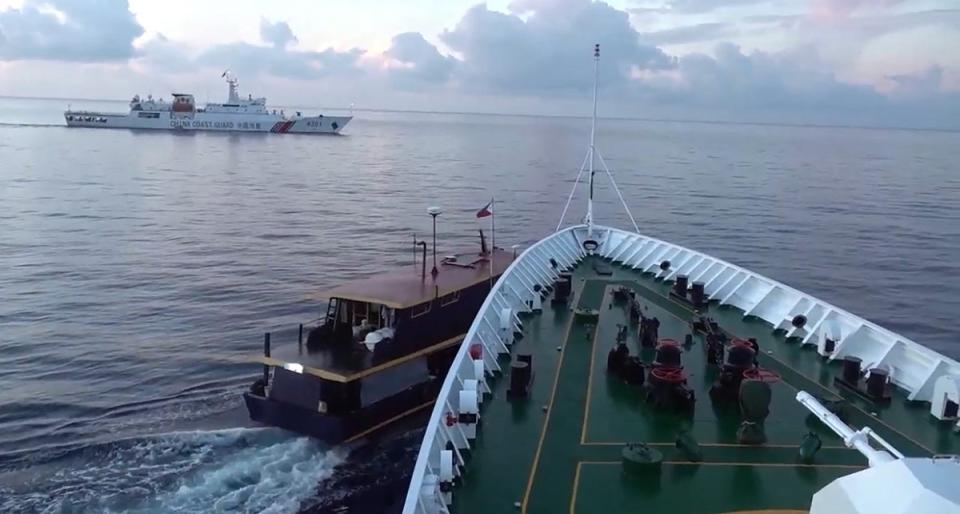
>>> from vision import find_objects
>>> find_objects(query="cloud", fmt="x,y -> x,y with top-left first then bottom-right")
133,21 -> 365,81
887,65 -> 944,96
809,0 -> 906,19
260,19 -> 298,49
440,1 -> 674,94
640,22 -> 738,45
2,0 -> 957,129
198,43 -> 364,80
384,32 -> 455,85
662,42 -> 885,112
136,34 -> 195,73
632,0 -> 768,15
0,0 -> 143,61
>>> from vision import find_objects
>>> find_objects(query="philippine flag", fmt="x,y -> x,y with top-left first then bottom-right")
476,199 -> 493,218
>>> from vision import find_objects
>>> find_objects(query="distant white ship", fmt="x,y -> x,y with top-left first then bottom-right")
64,72 -> 351,134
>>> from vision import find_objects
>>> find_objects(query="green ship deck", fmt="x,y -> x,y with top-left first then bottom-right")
451,256 -> 959,514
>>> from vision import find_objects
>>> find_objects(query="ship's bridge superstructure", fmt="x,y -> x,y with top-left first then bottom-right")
202,74 -> 269,114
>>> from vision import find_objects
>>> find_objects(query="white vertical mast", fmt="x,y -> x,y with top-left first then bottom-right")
585,43 -> 599,236
556,43 -> 640,234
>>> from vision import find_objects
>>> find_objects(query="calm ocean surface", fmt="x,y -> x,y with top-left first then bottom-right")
1,97 -> 958,512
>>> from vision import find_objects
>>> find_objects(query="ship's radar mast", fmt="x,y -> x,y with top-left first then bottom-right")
222,69 -> 240,103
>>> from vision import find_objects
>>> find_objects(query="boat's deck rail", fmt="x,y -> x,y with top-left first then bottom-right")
402,224 -> 960,514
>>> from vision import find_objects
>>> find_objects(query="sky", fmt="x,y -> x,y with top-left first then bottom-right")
0,0 -> 958,128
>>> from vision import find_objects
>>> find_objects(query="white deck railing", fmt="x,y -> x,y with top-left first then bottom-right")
402,224 -> 960,514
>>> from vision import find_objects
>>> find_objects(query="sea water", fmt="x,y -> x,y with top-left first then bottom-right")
1,97 -> 958,512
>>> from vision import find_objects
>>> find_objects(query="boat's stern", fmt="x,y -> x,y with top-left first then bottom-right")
284,115 -> 352,134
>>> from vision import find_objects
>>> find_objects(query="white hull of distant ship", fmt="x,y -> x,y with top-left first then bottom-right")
64,72 -> 351,135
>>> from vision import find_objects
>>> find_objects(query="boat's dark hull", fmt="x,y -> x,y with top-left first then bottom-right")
243,378 -> 439,444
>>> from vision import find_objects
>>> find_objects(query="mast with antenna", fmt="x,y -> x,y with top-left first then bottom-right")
555,43 -> 642,235
585,43 -> 600,236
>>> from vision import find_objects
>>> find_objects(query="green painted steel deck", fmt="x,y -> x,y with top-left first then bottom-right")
451,256 -> 958,514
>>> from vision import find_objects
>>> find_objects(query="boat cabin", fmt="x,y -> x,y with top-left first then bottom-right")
245,246 -> 513,442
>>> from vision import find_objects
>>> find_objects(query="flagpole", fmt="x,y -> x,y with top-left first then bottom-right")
489,197 -> 495,289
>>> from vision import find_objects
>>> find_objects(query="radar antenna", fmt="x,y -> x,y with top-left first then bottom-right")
222,70 -> 240,103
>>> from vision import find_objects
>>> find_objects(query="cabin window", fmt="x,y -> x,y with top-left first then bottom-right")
367,304 -> 382,326
440,291 -> 460,307
138,112 -> 160,119
352,301 -> 369,324
411,300 -> 432,318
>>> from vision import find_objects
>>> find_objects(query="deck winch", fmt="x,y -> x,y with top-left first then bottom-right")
643,338 -> 695,410
646,366 -> 695,411
709,338 -> 757,405
654,339 -> 682,368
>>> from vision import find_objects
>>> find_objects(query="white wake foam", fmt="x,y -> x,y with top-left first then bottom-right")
0,427 -> 344,514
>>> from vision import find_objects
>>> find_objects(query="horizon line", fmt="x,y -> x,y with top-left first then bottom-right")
0,94 -> 956,135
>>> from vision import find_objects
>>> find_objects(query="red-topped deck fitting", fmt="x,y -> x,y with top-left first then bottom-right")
650,367 -> 686,383
655,339 -> 683,368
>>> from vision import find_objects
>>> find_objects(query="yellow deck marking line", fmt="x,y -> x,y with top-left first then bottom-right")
579,286 -> 612,444
578,460 -> 864,469
253,334 -> 464,383
343,400 -> 435,443
569,461 -> 584,514
663,460 -> 864,469
521,280 -> 594,513
622,279 -> 936,455
721,510 -> 808,514
581,441 -> 849,449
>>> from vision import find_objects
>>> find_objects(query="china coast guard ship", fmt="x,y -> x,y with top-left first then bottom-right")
402,45 -> 960,514
64,72 -> 351,134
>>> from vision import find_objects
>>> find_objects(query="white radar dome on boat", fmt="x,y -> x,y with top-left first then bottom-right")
810,457 -> 960,514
